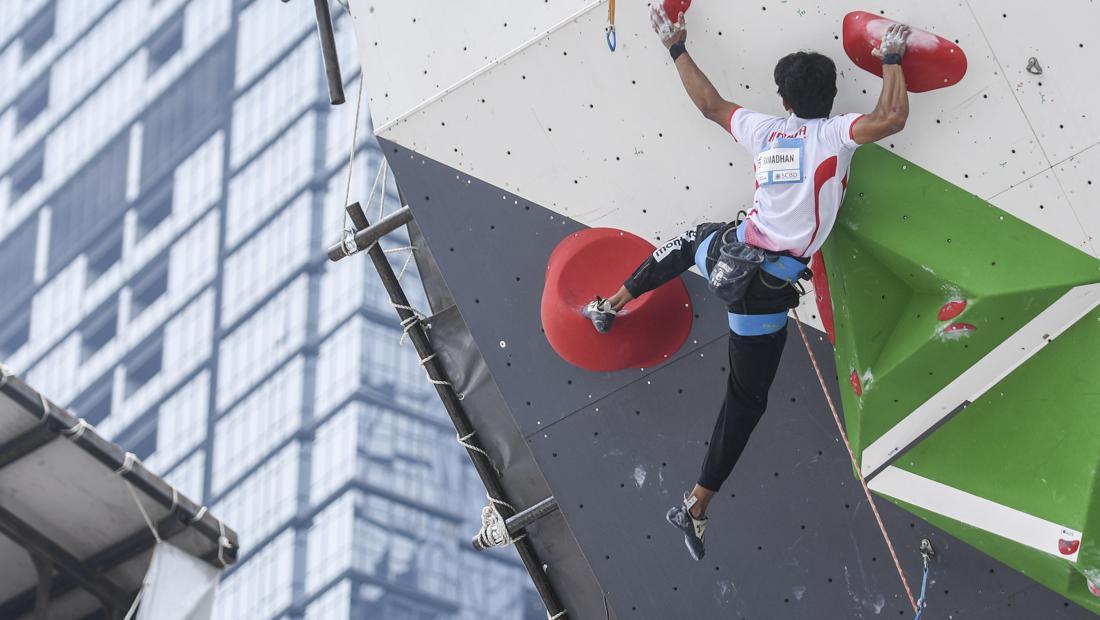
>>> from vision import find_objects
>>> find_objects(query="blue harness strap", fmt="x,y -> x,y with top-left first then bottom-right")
694,231 -> 718,276
728,311 -> 788,335
696,227 -> 789,336
761,256 -> 808,283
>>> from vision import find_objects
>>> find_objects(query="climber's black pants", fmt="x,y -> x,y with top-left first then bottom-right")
697,327 -> 788,491
620,221 -> 794,492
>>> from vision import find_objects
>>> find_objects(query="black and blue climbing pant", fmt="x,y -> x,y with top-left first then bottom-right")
621,221 -> 801,492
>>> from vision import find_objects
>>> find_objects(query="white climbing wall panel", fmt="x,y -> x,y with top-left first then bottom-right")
1055,148 -> 1100,254
988,171 -> 1094,256
968,0 -> 1100,164
348,0 -> 1100,266
349,0 -> 591,129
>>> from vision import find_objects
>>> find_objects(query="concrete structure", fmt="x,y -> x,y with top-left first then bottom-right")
0,1 -> 535,618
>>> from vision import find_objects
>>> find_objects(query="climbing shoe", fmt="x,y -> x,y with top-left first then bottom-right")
582,297 -> 617,333
666,494 -> 707,561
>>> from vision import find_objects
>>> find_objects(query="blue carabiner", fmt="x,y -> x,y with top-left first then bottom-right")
606,26 -> 617,52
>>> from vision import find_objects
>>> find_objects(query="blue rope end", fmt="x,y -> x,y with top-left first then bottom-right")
913,560 -> 930,619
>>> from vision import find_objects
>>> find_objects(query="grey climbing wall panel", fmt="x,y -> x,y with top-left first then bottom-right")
383,139 -> 1095,619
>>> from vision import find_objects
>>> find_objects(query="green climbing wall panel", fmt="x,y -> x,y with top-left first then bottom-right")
822,144 -> 1100,613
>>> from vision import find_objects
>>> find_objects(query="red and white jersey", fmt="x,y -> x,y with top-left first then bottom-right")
728,107 -> 863,257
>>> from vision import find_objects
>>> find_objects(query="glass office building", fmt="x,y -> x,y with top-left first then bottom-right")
0,1 -> 536,617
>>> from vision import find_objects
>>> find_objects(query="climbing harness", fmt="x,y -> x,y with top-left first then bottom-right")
913,539 -> 934,619
605,0 -> 616,51
698,222 -> 811,335
792,308 -> 919,614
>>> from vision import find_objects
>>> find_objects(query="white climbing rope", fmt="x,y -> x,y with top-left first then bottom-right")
124,481 -> 162,544
341,74 -> 366,233
120,479 -> 157,620
383,245 -> 418,281
38,393 -> 50,422
413,351 -> 462,400
475,501 -> 514,548
62,418 -> 92,441
122,587 -> 144,620
457,430 -> 497,472
473,491 -> 524,550
189,505 -> 208,524
375,159 -> 389,222
393,303 -> 428,344
792,309 -> 918,613
123,474 -> 232,569
114,452 -> 139,475
216,518 -> 232,568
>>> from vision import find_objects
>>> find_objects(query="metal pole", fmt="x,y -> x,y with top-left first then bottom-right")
351,204 -> 567,617
473,496 -> 560,551
327,205 -> 414,262
30,552 -> 51,620
312,0 -> 346,105
505,496 -> 559,534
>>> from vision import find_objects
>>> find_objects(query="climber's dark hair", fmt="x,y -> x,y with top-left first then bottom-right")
774,52 -> 838,119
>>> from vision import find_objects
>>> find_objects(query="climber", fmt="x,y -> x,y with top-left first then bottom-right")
581,7 -> 911,560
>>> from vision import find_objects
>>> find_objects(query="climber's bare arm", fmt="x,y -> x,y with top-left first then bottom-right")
852,23 -> 911,144
651,6 -> 738,129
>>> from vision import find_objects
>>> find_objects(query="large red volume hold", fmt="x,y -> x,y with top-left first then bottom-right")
541,228 -> 693,372
842,11 -> 967,93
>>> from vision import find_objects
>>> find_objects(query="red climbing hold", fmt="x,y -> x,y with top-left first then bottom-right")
849,370 -> 863,396
842,11 -> 967,93
938,299 -> 967,321
810,252 -> 835,344
541,228 -> 692,372
943,323 -> 976,338
663,0 -> 691,20
1058,537 -> 1081,556
1088,579 -> 1100,597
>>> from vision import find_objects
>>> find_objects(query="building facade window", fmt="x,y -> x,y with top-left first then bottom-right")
125,334 -> 163,397
130,257 -> 169,318
146,13 -> 184,76
80,299 -> 118,361
76,384 -> 112,428
0,311 -> 31,359
10,147 -> 44,204
19,1 -> 55,62
15,76 -> 49,133
85,234 -> 123,285
136,188 -> 173,239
